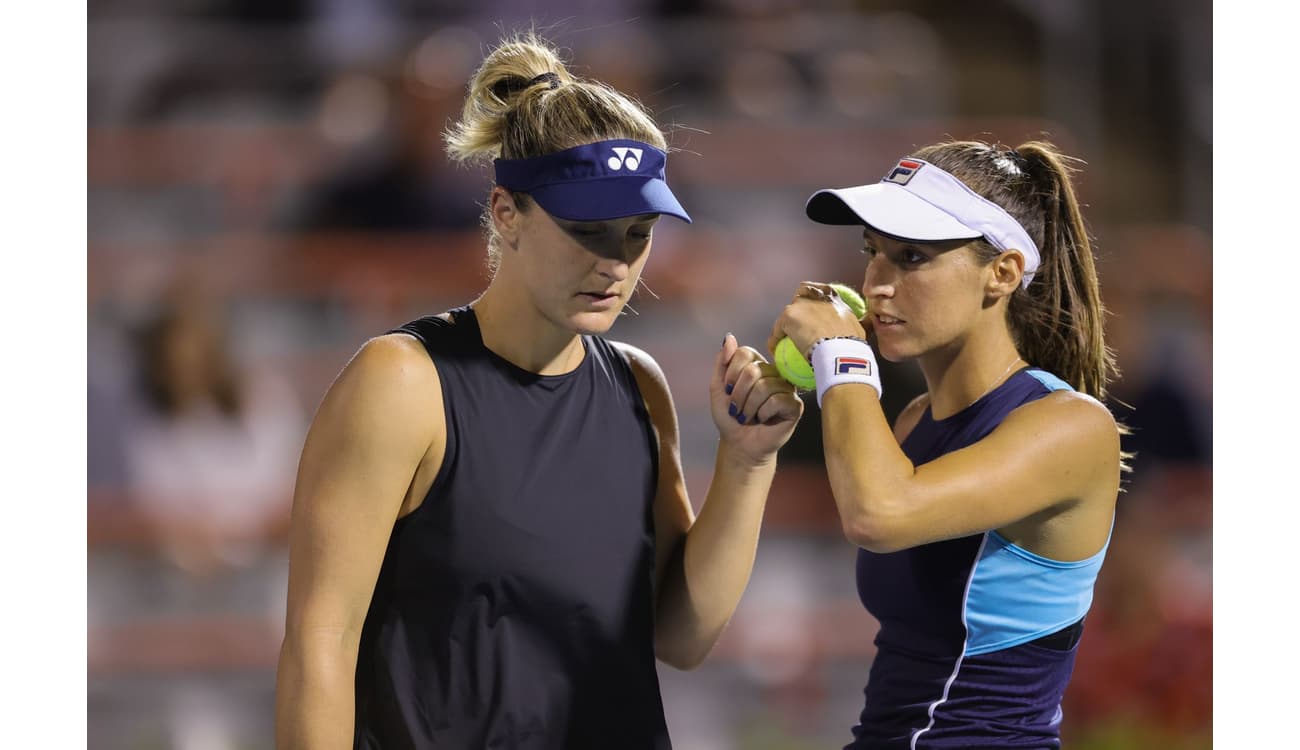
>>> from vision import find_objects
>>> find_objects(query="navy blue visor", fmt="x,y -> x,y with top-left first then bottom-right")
494,139 -> 691,223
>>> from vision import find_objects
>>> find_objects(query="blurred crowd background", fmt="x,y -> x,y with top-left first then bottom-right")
87,1 -> 1212,748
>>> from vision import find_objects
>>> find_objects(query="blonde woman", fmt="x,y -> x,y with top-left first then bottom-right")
275,34 -> 802,749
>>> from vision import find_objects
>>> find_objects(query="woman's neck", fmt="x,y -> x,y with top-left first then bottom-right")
471,281 -> 587,375
918,324 -> 1025,421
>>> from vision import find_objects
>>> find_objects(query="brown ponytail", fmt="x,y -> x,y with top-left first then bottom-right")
912,140 -> 1119,402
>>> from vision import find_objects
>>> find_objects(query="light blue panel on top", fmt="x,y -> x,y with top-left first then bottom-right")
1026,369 -> 1073,392
963,531 -> 1107,656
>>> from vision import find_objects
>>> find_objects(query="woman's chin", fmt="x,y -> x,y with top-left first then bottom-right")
568,308 -> 621,336
874,340 -> 916,364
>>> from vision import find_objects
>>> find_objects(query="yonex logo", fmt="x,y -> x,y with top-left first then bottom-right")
883,159 -> 923,185
835,356 -> 872,376
607,147 -> 643,171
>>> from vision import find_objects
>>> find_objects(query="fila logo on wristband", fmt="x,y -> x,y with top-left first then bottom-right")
812,337 -> 883,407
836,356 -> 872,375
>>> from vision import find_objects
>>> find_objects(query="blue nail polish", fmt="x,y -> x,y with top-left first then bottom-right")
725,383 -> 733,395
737,414 -> 747,424
728,403 -> 737,417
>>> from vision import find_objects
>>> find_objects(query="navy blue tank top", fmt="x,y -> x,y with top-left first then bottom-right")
353,307 -> 671,750
847,368 -> 1110,750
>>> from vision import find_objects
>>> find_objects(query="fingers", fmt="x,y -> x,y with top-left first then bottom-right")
723,347 -> 798,425
739,371 -> 801,426
794,281 -> 834,302
771,282 -> 871,357
713,332 -> 739,389
723,347 -> 764,424
753,389 -> 803,425
767,297 -> 819,356
768,295 -> 813,355
766,316 -> 787,358
723,331 -> 739,361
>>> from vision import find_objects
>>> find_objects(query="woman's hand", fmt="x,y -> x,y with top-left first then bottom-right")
711,334 -> 803,464
767,281 -> 869,358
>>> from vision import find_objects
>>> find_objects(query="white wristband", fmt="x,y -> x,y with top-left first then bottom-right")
811,337 -> 882,408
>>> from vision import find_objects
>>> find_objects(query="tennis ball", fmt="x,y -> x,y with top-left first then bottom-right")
774,337 -> 816,390
830,283 -> 868,319
773,283 -> 868,391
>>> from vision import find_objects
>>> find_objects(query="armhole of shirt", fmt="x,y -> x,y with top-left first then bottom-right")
385,315 -> 459,523
604,339 -> 663,488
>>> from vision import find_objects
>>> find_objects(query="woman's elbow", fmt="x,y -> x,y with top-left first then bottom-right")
659,650 -> 706,672
841,511 -> 909,554
654,634 -> 711,671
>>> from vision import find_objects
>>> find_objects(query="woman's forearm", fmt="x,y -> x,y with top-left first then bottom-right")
820,385 -> 915,552
654,441 -> 777,669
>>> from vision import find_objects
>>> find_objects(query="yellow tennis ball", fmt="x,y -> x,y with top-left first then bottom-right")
829,283 -> 868,319
774,336 -> 816,390
773,283 -> 868,390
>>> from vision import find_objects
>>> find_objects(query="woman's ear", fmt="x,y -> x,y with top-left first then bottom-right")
490,187 -> 523,250
986,249 -> 1026,300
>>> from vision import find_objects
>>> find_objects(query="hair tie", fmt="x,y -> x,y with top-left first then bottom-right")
492,71 -> 562,101
992,147 -> 1027,176
529,72 -> 561,90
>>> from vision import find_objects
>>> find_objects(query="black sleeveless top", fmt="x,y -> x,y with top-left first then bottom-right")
353,307 -> 670,749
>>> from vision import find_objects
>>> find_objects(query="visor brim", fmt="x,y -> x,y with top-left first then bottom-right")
530,177 -> 692,224
806,184 -> 981,242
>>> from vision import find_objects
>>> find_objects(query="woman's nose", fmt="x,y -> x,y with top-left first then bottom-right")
864,256 -> 894,298
595,255 -> 630,282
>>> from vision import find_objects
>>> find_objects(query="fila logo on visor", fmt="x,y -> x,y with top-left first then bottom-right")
884,159 -> 923,185
608,147 -> 643,171
836,357 -> 872,376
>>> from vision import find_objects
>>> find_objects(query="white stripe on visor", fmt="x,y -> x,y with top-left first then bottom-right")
808,158 -> 1041,287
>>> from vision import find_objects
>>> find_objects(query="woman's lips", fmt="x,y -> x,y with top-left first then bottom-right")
577,291 -> 620,309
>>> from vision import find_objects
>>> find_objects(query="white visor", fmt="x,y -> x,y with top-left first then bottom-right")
806,157 -> 1040,286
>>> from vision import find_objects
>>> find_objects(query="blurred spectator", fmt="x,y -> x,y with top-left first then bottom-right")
1102,225 -> 1212,476
88,279 -> 309,749
122,281 -> 305,576
284,30 -> 490,233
